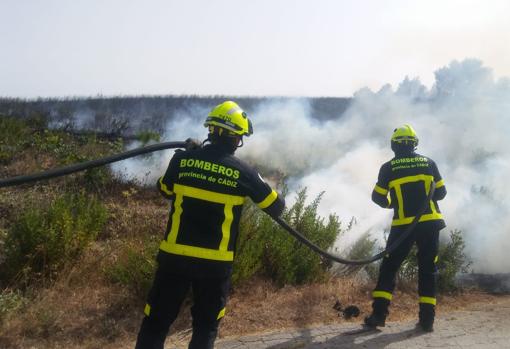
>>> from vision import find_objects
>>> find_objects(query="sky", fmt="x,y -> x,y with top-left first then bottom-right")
1,0 -> 510,98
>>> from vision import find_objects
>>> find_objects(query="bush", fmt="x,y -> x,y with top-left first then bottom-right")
437,229 -> 472,292
0,193 -> 108,286
0,117 -> 32,163
336,232 -> 379,277
345,232 -> 377,261
0,289 -> 26,323
232,202 -> 267,285
233,188 -> 343,286
104,237 -> 159,298
136,131 -> 161,145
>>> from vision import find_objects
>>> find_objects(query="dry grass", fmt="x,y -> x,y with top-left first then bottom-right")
1,186 -> 506,348
1,151 -> 58,178
102,196 -> 167,240
1,256 -> 506,349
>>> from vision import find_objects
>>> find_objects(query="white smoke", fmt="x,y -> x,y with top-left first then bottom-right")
111,104 -> 207,185
113,59 -> 510,273
241,59 -> 510,273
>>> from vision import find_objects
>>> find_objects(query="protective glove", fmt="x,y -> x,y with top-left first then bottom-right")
185,138 -> 202,151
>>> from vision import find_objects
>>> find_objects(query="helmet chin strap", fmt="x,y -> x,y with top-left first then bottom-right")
205,131 -> 243,153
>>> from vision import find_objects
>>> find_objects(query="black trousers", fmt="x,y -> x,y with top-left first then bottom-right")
135,263 -> 230,349
371,224 -> 440,321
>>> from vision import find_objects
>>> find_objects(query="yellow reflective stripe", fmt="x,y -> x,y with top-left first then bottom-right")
217,307 -> 226,320
158,177 -> 173,195
257,190 -> 278,209
434,255 -> 439,263
159,241 -> 234,261
419,296 -> 436,305
219,204 -> 233,252
174,184 -> 245,205
391,212 -> 444,226
389,175 -> 440,225
395,184 -> 405,220
144,304 -> 151,316
167,194 -> 184,244
435,179 -> 445,188
372,291 -> 393,300
374,185 -> 388,195
160,184 -> 243,261
389,174 -> 434,186
160,193 -> 234,260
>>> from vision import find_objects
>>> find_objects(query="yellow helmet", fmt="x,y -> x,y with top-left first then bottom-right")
204,101 -> 253,137
391,124 -> 419,147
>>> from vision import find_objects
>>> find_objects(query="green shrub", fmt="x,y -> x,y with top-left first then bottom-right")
0,117 -> 32,163
0,289 -> 26,323
1,193 -> 108,286
136,131 -> 161,145
104,237 -> 159,297
337,232 -> 379,277
233,188 -> 343,286
397,245 -> 418,285
436,230 -> 472,292
231,202 -> 267,285
346,232 -> 377,261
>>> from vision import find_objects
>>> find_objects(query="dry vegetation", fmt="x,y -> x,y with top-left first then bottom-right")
0,253 -> 504,349
0,117 -> 503,349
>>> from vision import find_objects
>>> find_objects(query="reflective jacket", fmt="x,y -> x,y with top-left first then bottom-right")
372,152 -> 446,229
156,143 -> 284,276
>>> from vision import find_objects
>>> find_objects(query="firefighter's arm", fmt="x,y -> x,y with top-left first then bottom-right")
257,190 -> 285,218
372,185 -> 391,208
245,168 -> 285,218
156,153 -> 180,199
157,176 -> 174,199
433,179 -> 447,201
431,161 -> 447,201
372,164 -> 391,208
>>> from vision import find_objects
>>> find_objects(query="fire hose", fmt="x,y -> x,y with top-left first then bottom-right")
0,140 -> 435,266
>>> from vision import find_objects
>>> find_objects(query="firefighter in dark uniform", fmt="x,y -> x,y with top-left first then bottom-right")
364,124 -> 447,332
135,101 -> 285,349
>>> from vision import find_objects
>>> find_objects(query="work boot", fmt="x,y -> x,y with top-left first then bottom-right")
416,320 -> 434,332
363,297 -> 389,328
364,313 -> 386,328
418,303 -> 435,332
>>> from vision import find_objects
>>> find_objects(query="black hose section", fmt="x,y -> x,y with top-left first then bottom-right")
0,141 -> 187,188
272,182 -> 436,265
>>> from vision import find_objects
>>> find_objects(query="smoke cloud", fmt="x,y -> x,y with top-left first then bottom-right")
114,59 -> 510,273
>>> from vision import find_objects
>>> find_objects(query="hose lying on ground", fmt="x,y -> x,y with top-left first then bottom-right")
0,140 -> 435,266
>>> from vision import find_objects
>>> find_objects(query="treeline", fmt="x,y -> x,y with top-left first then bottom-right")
0,95 -> 351,137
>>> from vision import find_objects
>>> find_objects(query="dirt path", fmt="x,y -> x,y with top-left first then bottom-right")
212,296 -> 510,349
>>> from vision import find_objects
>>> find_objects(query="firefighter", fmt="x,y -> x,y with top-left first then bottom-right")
135,101 -> 285,349
364,124 -> 447,332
